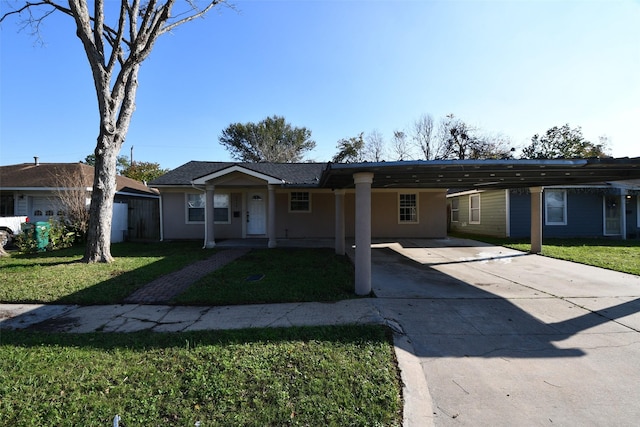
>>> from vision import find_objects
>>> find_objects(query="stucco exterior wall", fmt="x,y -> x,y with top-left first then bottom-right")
161,191 -> 205,240
274,191 -> 335,238
159,187 -> 449,241
369,191 -> 447,238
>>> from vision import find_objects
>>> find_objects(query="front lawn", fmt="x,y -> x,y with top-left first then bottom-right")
0,325 -> 402,426
0,242 -> 214,304
452,234 -> 640,276
173,248 -> 356,305
0,243 -> 356,305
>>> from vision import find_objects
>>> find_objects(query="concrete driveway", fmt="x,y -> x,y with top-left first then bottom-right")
369,238 -> 640,426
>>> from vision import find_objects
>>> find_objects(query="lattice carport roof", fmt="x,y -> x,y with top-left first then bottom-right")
319,158 -> 640,190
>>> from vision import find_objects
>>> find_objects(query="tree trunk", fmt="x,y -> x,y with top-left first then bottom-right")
82,66 -> 139,263
83,134 -> 120,263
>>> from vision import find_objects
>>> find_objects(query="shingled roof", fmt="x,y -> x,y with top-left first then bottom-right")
150,161 -> 326,187
0,163 -> 158,196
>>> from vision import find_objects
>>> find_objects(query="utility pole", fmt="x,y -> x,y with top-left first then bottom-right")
130,145 -> 134,165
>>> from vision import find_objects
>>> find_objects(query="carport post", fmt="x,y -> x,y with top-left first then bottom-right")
530,186 -> 543,254
354,172 -> 374,295
205,185 -> 216,248
334,189 -> 346,255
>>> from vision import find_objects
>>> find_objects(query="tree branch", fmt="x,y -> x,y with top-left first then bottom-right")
163,0 -> 227,33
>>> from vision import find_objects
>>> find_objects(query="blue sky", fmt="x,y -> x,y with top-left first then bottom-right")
1,0 -> 639,170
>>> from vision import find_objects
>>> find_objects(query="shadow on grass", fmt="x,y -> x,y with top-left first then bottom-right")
0,323 -> 391,350
0,241 -> 216,305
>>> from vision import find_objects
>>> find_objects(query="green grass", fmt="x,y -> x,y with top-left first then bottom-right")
0,325 -> 402,426
0,244 -> 357,305
0,242 -> 215,304
451,234 -> 640,276
173,248 -> 356,305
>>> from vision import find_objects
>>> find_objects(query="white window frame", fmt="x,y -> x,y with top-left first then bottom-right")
450,198 -> 459,222
289,191 -> 311,213
398,193 -> 418,224
185,193 -> 205,224
214,193 -> 231,224
469,194 -> 481,224
545,189 -> 567,226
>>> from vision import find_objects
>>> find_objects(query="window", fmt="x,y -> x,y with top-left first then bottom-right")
545,190 -> 567,225
45,210 -> 54,216
214,193 -> 230,223
399,194 -> 418,223
34,209 -> 43,216
450,198 -> 459,222
290,192 -> 310,212
469,194 -> 480,224
186,193 -> 205,223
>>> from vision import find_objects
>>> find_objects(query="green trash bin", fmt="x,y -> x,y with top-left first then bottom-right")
34,221 -> 50,251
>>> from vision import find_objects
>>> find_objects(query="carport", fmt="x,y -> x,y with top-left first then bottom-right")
319,157 -> 640,295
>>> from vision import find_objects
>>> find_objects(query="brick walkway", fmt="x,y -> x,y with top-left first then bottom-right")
124,248 -> 251,304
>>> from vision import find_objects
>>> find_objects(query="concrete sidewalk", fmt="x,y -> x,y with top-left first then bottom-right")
0,298 -> 432,426
0,300 -> 382,333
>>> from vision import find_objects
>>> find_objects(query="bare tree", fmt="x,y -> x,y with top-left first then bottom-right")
51,166 -> 91,240
435,114 -> 512,160
411,114 -> 438,160
391,130 -> 414,161
2,0 -> 228,262
364,130 -> 386,162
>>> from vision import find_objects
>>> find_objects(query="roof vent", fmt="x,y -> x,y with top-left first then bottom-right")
34,156 -> 40,166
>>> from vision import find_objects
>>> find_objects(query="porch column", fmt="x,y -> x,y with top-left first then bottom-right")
205,185 -> 216,248
530,186 -> 543,254
268,185 -> 277,248
354,172 -> 374,295
334,189 -> 346,255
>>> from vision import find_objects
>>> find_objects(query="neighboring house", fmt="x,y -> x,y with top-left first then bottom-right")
149,161 -> 448,244
447,181 -> 640,239
0,160 -> 160,242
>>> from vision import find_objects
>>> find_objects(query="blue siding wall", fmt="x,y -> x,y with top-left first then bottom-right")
510,191 -> 607,238
626,196 -> 640,238
509,193 -> 530,238
548,193 -> 602,238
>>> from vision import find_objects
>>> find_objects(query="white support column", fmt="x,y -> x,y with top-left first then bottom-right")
334,189 -> 346,255
354,172 -> 374,295
530,186 -> 543,254
205,185 -> 216,248
268,185 -> 277,248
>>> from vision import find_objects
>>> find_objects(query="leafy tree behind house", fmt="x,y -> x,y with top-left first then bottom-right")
219,115 -> 316,163
521,124 -> 610,159
332,133 -> 365,163
121,161 -> 169,183
82,154 -> 130,174
2,0 -> 228,263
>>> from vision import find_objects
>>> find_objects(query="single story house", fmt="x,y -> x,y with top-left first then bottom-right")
447,180 -> 640,239
151,158 -> 640,295
0,160 -> 160,242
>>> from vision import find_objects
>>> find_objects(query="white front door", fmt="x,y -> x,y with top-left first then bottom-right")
247,192 -> 266,235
